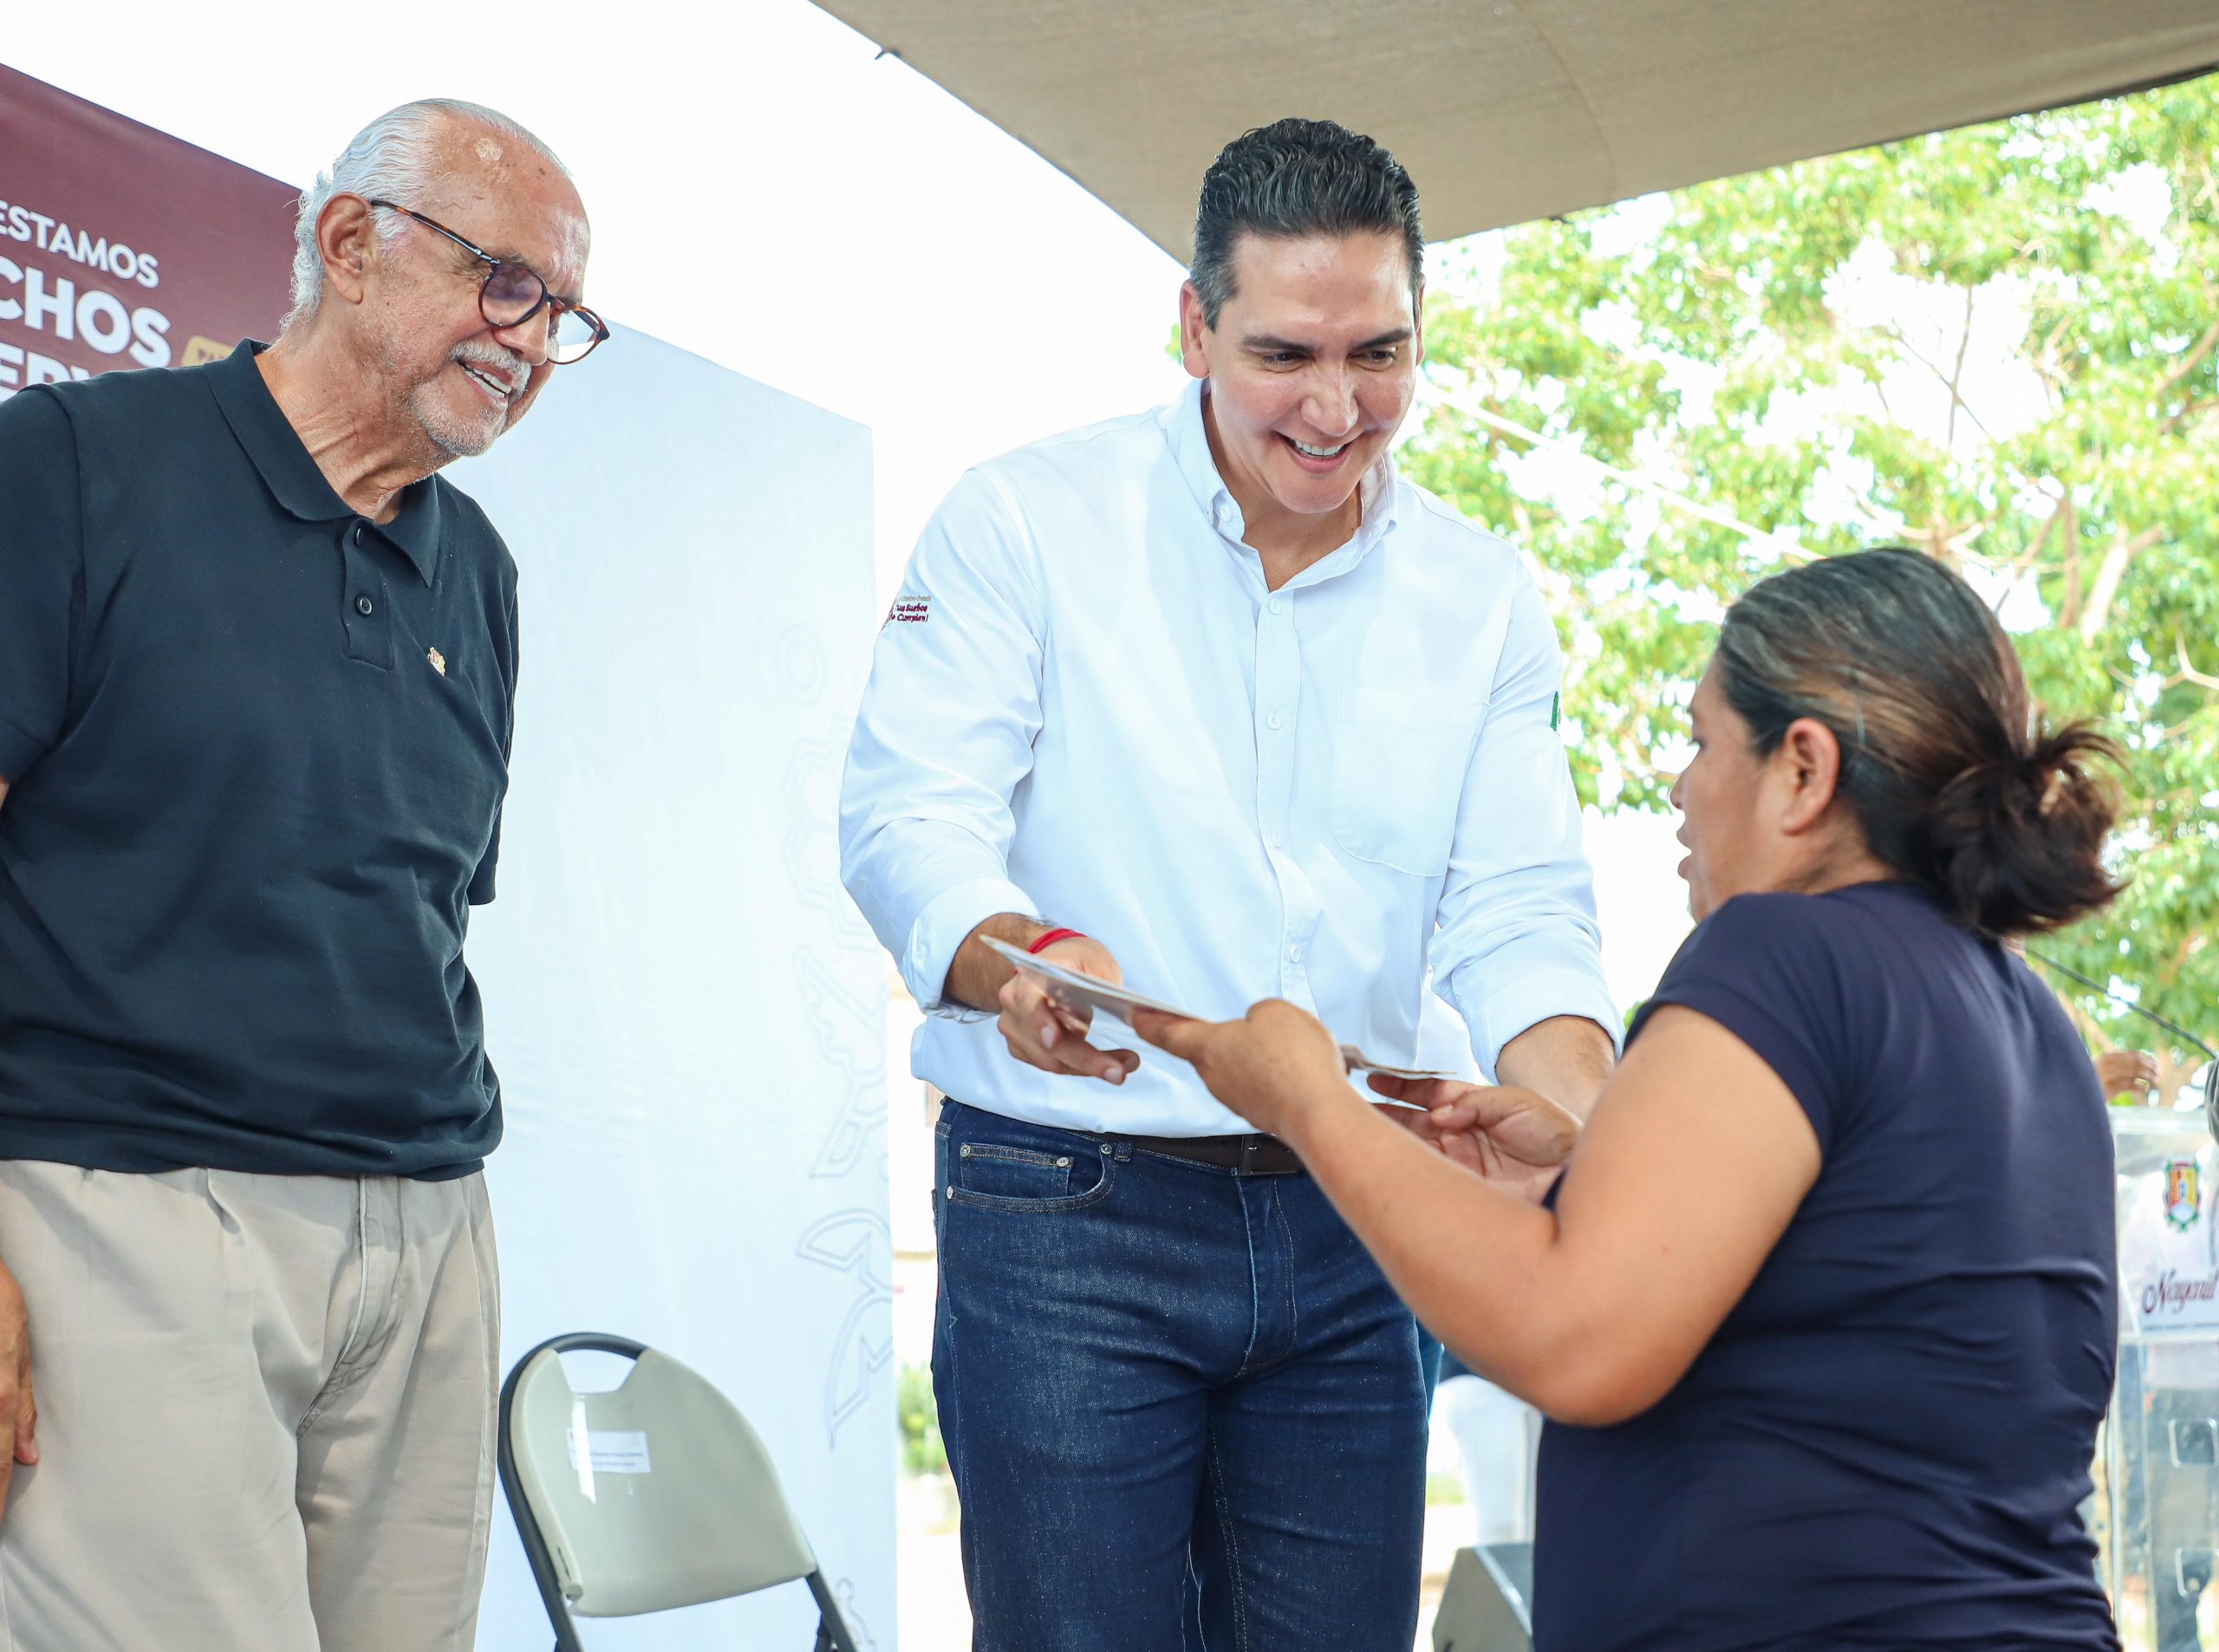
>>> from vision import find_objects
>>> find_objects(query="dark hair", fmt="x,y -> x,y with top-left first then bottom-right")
1713,548 -> 2123,938
1190,118 -> 1424,329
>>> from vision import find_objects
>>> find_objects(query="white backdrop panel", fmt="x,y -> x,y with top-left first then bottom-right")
451,327 -> 894,1651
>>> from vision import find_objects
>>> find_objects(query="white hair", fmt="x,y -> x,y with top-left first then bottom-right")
285,99 -> 574,329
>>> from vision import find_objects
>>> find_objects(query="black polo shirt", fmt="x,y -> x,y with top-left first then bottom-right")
0,343 -> 517,1179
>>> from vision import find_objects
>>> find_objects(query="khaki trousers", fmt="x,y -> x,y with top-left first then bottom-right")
0,1161 -> 500,1652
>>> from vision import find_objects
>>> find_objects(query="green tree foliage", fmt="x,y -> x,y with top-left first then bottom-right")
898,1360 -> 946,1477
1405,77 -> 2219,1084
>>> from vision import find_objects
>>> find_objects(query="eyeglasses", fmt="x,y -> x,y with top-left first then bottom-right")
368,198 -> 608,365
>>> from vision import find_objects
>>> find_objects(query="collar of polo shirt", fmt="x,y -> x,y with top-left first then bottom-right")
206,341 -> 445,586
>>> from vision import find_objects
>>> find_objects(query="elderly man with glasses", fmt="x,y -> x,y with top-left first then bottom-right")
0,98 -> 599,1652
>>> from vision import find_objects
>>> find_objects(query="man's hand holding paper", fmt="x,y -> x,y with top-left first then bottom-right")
992,937 -> 1456,1088
967,925 -> 1140,1086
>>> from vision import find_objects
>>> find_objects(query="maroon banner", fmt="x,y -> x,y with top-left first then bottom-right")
0,62 -> 296,400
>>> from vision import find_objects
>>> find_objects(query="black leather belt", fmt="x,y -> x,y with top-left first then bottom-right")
1103,1131 -> 1306,1176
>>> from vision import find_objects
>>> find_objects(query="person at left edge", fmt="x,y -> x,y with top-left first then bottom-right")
0,101 -> 604,1652
841,119 -> 1617,1650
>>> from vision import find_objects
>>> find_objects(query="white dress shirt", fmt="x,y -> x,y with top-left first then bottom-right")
841,380 -> 1616,1137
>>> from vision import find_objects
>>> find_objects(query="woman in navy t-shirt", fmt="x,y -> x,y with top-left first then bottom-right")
1139,549 -> 2123,1649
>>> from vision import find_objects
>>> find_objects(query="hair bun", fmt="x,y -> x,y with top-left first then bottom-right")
1925,727 -> 2124,937
1715,550 -> 2126,940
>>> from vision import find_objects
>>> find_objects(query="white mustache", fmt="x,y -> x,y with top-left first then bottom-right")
452,343 -> 529,397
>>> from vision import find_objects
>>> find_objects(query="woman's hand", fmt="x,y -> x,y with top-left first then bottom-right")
1372,1076 -> 1580,1205
1129,1000 -> 1350,1139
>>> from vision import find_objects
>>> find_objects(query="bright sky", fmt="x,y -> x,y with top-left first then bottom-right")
9,0 -> 1193,602
3,0 -> 1693,1001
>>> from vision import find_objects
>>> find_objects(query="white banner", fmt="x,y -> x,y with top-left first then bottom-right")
457,326 -> 893,1649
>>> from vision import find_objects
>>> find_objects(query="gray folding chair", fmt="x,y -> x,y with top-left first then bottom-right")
497,1332 -> 860,1652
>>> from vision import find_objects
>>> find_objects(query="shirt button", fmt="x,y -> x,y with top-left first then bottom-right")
1287,944 -> 1303,964
1268,598 -> 1285,615
1266,712 -> 1283,731
355,595 -> 375,616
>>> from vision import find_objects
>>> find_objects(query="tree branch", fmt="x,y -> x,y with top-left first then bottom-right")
2177,624 -> 2219,693
2060,492 -> 2081,631
2077,525 -> 2165,644
1947,286 -> 1976,448
2157,317 -> 2219,408
2017,494 -> 2062,567
2160,931 -> 2207,990
2195,155 -> 2219,215
2034,312 -> 2074,398
1884,320 -> 1997,445
1975,495 -> 2063,605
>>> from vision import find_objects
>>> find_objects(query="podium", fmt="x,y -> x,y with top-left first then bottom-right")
2105,1108 -> 2219,1650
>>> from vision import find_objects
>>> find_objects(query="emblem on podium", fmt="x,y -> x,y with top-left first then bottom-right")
2164,1154 -> 2202,1232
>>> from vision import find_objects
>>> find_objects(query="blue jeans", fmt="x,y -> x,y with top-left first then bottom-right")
933,1100 -> 1428,1652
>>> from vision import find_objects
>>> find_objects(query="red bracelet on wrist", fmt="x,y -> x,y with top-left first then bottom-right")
1027,927 -> 1088,955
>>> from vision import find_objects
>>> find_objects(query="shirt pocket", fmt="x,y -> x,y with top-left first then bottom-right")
1328,696 -> 1480,877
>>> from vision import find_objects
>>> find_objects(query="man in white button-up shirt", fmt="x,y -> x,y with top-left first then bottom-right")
842,118 -> 1617,1650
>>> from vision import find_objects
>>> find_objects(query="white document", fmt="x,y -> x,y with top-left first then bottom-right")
984,936 -> 1190,1023
984,936 -> 1454,1083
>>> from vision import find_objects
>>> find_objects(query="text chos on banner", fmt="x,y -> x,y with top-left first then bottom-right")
0,63 -> 294,402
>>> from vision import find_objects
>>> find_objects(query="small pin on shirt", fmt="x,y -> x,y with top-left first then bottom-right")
427,647 -> 447,677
